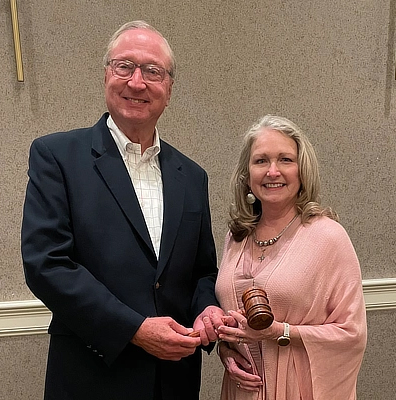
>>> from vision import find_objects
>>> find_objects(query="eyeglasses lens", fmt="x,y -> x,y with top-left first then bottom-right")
110,60 -> 165,83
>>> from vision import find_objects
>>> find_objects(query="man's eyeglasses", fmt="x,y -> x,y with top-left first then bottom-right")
106,59 -> 172,83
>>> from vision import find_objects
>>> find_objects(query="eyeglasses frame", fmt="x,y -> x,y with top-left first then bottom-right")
106,59 -> 173,83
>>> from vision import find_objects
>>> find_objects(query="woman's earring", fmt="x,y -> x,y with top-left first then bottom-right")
246,191 -> 256,205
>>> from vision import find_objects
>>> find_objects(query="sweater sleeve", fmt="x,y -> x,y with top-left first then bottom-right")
294,219 -> 367,399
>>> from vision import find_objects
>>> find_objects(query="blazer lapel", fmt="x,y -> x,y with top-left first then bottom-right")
157,142 -> 185,276
91,115 -> 155,255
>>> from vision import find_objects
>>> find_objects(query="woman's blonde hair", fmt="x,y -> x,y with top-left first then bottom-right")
229,115 -> 338,241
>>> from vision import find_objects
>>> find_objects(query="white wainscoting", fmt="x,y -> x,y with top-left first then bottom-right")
1,278 -> 395,338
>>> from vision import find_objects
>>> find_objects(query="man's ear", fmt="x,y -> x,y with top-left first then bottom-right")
166,79 -> 174,106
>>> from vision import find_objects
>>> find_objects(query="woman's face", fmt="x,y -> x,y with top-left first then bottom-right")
248,128 -> 300,211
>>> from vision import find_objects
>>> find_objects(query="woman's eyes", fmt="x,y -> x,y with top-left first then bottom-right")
254,158 -> 294,164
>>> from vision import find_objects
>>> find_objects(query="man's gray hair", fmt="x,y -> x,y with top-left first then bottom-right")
103,20 -> 176,79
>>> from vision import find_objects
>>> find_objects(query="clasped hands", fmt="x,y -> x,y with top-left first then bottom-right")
131,306 -> 284,362
131,305 -> 225,361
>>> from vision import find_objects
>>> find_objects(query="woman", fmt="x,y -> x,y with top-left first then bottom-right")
214,115 -> 367,400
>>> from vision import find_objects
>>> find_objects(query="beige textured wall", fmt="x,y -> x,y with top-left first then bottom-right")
1,0 -> 395,398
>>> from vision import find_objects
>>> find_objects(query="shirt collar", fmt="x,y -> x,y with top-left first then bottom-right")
107,115 -> 161,161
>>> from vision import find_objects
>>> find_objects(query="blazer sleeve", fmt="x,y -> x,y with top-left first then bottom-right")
21,137 -> 145,366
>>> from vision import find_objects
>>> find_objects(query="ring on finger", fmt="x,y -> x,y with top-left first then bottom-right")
236,382 -> 241,388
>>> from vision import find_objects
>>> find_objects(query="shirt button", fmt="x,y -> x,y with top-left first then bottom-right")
155,282 -> 160,289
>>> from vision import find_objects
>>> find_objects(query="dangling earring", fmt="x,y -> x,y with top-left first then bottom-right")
246,190 -> 256,205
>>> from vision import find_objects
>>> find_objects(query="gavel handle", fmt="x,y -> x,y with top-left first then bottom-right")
187,330 -> 200,337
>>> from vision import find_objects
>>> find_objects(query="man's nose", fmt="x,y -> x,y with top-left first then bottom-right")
127,66 -> 146,87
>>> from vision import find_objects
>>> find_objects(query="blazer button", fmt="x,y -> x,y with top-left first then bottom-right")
155,282 -> 160,289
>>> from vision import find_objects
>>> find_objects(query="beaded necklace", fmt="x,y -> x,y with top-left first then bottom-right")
253,214 -> 299,262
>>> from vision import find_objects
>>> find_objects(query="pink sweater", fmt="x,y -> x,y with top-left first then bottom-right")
215,216 -> 367,400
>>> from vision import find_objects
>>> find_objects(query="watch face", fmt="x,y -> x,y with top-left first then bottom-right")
277,336 -> 291,346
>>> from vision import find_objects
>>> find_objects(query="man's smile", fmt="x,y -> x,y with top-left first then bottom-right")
124,97 -> 148,103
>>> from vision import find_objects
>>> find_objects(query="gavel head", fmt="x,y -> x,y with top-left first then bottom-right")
242,287 -> 274,330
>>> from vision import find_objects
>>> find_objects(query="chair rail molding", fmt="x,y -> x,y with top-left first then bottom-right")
362,278 -> 396,311
0,299 -> 51,337
1,278 -> 396,337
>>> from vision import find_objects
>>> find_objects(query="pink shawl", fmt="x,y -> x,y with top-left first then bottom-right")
215,216 -> 367,400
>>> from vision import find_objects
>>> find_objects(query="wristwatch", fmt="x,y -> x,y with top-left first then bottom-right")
277,322 -> 291,346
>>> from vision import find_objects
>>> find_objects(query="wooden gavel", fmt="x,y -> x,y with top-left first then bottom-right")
242,287 -> 274,330
187,286 -> 273,336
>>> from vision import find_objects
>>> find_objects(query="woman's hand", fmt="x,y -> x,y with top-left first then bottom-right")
217,341 -> 262,392
218,310 -> 302,347
217,310 -> 283,344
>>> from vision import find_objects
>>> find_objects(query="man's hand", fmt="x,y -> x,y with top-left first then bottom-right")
193,305 -> 225,346
131,317 -> 201,361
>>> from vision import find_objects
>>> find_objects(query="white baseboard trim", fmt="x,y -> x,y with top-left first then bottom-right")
1,278 -> 395,338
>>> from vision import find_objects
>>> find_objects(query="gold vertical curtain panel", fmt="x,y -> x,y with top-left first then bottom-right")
10,0 -> 24,82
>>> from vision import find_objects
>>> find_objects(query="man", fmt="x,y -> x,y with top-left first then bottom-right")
21,21 -> 223,400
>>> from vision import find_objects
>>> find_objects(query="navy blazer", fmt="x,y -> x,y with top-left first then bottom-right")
21,113 -> 218,400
